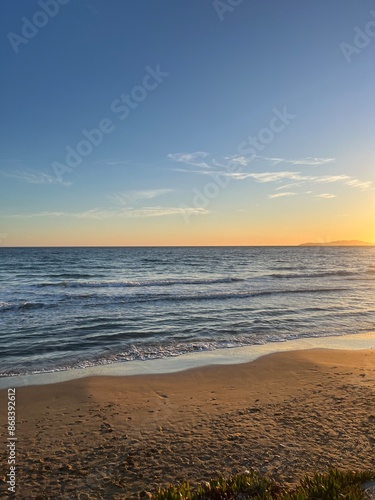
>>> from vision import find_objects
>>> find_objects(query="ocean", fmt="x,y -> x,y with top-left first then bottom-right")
0,246 -> 374,377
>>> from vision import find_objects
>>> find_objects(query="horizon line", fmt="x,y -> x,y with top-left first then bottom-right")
0,243 -> 374,249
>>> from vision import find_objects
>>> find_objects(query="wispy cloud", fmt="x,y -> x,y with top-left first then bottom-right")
268,192 -> 297,199
109,189 -> 173,205
168,151 -> 211,168
126,206 -> 209,218
258,156 -> 336,166
4,206 -> 209,220
178,168 -> 372,192
237,171 -> 302,182
170,152 -> 336,170
275,182 -> 303,191
344,179 -> 373,190
222,155 -> 250,167
175,156 -> 373,208
315,193 -> 337,199
0,169 -> 71,186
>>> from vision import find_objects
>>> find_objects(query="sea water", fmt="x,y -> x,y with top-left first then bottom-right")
1,246 -> 374,376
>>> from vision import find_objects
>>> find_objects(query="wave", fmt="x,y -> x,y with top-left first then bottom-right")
0,301 -> 53,312
126,287 -> 347,304
1,286 -> 347,313
268,270 -> 356,279
0,329 -> 361,377
58,286 -> 348,306
0,287 -> 347,313
35,277 -> 245,288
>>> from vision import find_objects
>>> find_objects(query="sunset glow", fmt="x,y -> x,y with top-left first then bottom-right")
1,1 -> 374,246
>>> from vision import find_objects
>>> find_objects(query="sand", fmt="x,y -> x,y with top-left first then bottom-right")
1,348 -> 375,499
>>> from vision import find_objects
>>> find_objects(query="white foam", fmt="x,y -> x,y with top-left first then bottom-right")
0,331 -> 374,389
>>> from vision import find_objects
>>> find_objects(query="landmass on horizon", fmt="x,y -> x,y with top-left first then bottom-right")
298,240 -> 374,247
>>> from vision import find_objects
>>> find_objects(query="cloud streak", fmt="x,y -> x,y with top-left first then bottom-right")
109,189 -> 173,205
315,193 -> 337,199
258,156 -> 336,166
3,206 -> 209,220
177,167 -> 372,191
0,169 -> 71,186
169,152 -> 336,170
168,151 -> 211,168
268,192 -> 297,199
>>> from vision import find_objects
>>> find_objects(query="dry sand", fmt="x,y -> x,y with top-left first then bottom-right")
1,348 -> 375,499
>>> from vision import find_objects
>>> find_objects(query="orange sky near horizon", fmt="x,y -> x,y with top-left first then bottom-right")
1,204 -> 374,247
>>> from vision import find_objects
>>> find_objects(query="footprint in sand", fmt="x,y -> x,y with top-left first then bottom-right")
156,392 -> 169,399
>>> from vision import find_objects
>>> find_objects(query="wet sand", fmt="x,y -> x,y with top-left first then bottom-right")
1,348 -> 375,499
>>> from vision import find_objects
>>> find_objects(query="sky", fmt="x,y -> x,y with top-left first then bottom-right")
0,0 -> 374,246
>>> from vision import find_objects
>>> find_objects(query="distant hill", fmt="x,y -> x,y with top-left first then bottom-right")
299,240 -> 374,247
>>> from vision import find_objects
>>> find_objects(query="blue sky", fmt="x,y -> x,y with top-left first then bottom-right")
0,0 -> 374,245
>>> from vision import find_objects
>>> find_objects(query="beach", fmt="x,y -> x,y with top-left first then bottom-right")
1,346 -> 375,499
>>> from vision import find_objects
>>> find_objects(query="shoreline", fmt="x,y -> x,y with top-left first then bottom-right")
1,331 -> 374,389
0,345 -> 374,498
